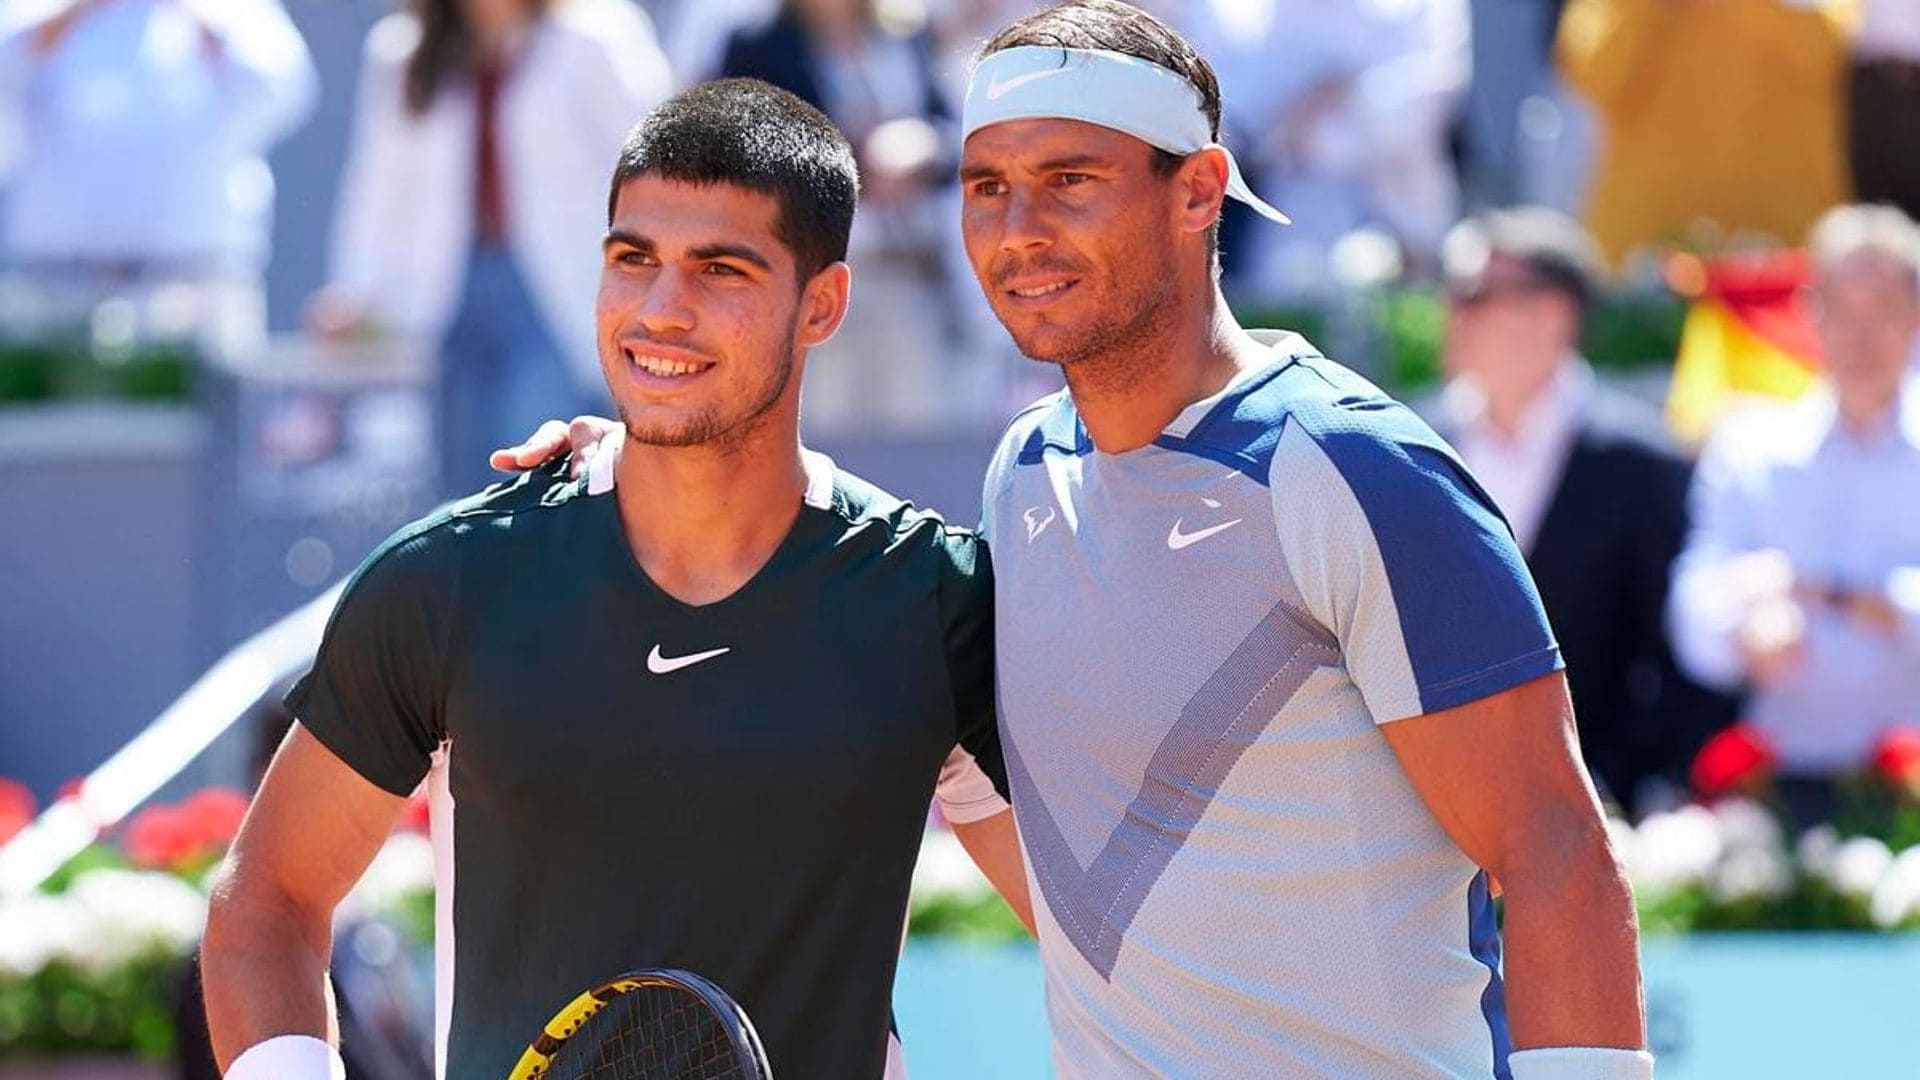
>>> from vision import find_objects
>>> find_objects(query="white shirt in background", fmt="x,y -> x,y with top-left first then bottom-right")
1857,0 -> 1920,62
1443,359 -> 1592,554
1669,379 -> 1920,773
0,0 -> 316,270
327,0 -> 672,391
1184,0 -> 1471,295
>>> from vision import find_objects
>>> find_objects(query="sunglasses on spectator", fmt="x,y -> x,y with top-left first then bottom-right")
1446,275 -> 1560,308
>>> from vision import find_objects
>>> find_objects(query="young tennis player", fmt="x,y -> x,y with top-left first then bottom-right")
510,4 -> 1653,1077
202,79 -> 1027,1080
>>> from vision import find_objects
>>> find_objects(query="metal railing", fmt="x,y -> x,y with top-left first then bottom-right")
0,582 -> 341,901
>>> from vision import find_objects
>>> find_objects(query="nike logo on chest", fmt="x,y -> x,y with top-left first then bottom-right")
646,644 -> 731,675
1166,517 -> 1243,550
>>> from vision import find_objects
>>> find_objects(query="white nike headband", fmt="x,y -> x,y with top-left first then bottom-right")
961,46 -> 1290,225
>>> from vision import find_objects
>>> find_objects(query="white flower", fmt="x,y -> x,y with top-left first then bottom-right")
0,893 -> 87,977
1795,825 -> 1841,879
1868,847 -> 1920,929
1710,845 -> 1794,903
1710,797 -> 1783,853
341,832 -> 436,922
62,869 -> 208,975
1604,816 -> 1639,870
1828,836 -> 1894,898
1629,806 -> 1724,893
911,830 -> 990,904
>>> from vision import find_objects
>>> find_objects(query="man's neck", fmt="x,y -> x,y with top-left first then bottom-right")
1835,384 -> 1903,442
613,422 -> 809,607
1068,285 -> 1268,453
1480,355 -> 1572,442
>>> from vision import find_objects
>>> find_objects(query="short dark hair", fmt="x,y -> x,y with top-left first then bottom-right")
607,79 -> 858,282
978,1 -> 1225,261
1443,207 -> 1603,316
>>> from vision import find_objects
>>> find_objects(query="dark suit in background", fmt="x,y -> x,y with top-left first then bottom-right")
718,11 -> 950,130
1434,386 -> 1740,810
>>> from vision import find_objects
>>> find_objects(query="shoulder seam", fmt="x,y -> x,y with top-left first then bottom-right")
1001,391 -> 1065,444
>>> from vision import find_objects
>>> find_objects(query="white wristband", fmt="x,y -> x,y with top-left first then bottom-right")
225,1034 -> 346,1080
1509,1047 -> 1655,1080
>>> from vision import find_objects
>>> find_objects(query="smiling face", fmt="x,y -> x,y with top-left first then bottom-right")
597,175 -> 846,451
960,119 -> 1188,369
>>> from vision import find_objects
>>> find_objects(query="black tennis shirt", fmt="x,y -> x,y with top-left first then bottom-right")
287,454 -> 1007,1079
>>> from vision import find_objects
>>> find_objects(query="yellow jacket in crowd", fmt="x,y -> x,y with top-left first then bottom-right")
1558,0 -> 1855,266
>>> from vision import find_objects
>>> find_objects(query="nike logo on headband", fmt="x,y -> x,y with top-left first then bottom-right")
986,66 -> 1071,101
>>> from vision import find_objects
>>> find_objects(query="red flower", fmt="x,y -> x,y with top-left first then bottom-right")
398,792 -> 432,835
1870,727 -> 1920,789
182,787 -> 252,850
122,804 -> 199,869
0,778 -> 36,846
55,777 -> 86,803
1691,724 -> 1778,799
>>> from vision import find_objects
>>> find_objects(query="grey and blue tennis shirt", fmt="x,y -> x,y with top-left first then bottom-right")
982,331 -> 1563,1078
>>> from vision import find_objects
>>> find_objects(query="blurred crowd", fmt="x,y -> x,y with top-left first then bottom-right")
1,0 -> 1917,822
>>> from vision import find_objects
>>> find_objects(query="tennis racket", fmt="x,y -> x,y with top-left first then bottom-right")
507,968 -> 772,1080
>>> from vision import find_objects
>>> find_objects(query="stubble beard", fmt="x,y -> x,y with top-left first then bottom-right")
1008,271 -> 1181,401
619,333 -> 797,458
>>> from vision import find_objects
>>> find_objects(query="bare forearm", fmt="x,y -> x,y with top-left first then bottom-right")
201,882 -> 339,1070
954,811 -> 1036,936
1500,851 -> 1646,1051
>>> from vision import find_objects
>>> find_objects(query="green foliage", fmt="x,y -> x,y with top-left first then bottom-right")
1233,304 -> 1330,347
908,890 -> 1029,944
0,955 -> 181,1062
1634,877 -> 1876,936
0,343 -> 57,402
1636,883 -> 1715,936
1241,284 -> 1687,394
1832,777 -> 1920,854
1582,291 -> 1686,373
1376,289 -> 1449,390
0,340 -> 196,406
38,847 -> 130,896
392,887 -> 437,949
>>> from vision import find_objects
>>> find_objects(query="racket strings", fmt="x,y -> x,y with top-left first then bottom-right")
546,983 -> 757,1080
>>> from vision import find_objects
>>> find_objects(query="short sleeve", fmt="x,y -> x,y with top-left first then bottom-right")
934,744 -> 1009,824
284,523 -> 459,796
1271,411 -> 1562,724
935,528 -> 1009,802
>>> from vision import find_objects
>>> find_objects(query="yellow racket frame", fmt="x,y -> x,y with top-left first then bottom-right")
506,969 -> 770,1080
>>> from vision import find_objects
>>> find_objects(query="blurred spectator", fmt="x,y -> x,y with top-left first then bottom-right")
1557,0 -> 1851,268
721,0 -> 978,431
0,0 -> 317,357
1430,207 -> 1733,813
657,0 -> 776,83
1186,0 -> 1471,301
1669,205 -> 1920,805
310,0 -> 671,493
1457,0 -> 1594,214
1848,0 -> 1920,222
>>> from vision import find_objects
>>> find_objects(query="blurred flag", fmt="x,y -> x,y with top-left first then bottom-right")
1665,250 -> 1823,445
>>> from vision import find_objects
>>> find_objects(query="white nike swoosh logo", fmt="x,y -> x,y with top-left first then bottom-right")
1167,518 -> 1243,550
646,644 -> 731,675
986,66 -> 1071,101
